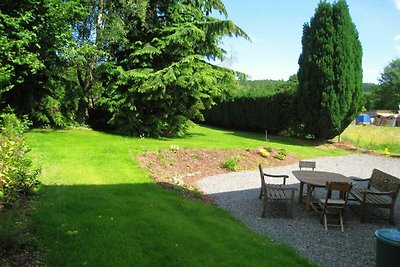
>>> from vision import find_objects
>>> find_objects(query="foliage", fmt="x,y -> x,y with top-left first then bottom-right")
372,58 -> 400,111
362,83 -> 379,93
222,155 -> 241,171
274,148 -> 287,160
204,89 -> 297,135
264,146 -> 273,152
0,0 -> 84,127
0,0 -> 248,136
169,145 -> 180,153
98,0 -> 249,136
234,75 -> 298,98
258,148 -> 270,158
297,0 -> 363,140
0,112 -> 41,209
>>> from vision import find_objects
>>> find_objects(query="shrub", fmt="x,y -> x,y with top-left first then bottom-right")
264,146 -> 273,152
278,148 -> 287,156
258,148 -> 270,158
274,149 -> 287,161
222,156 -> 241,171
0,112 -> 41,209
169,145 -> 180,153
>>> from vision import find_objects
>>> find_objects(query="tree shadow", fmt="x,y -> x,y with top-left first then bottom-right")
30,182 -> 310,266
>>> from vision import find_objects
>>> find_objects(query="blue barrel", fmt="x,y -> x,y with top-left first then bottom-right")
374,228 -> 400,267
356,114 -> 371,125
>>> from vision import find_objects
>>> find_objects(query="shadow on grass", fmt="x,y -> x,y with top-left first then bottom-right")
223,129 -> 324,148
32,183 -> 311,267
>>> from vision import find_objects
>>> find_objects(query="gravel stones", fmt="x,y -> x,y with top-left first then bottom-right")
196,154 -> 400,267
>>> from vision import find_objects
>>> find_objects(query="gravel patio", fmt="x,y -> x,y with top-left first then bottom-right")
196,154 -> 400,267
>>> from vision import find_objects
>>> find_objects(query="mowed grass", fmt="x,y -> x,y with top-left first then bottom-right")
338,124 -> 400,155
25,125 -> 347,266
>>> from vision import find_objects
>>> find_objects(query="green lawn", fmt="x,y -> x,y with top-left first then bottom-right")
338,124 -> 400,155
26,125 -> 347,266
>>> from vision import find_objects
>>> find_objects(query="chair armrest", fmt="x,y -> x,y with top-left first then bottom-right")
264,174 -> 289,178
360,190 -> 395,196
264,174 -> 289,185
267,184 -> 298,191
348,176 -> 370,182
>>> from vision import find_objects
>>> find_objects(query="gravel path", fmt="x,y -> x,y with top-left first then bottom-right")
196,154 -> 400,267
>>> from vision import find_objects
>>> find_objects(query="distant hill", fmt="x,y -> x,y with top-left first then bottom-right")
363,83 -> 379,93
235,76 -> 298,98
233,80 -> 377,98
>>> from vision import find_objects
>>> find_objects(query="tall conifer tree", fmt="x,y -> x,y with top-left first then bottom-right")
297,0 -> 362,139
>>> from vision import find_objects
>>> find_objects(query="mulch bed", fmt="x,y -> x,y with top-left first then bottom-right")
136,147 -> 300,192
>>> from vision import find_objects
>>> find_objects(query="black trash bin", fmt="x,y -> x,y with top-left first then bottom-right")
374,228 -> 400,267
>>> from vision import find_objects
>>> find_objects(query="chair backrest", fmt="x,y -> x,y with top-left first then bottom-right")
324,181 -> 352,203
369,169 -> 400,198
299,161 -> 316,171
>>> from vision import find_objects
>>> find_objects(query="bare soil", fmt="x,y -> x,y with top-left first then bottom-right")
136,147 -> 300,191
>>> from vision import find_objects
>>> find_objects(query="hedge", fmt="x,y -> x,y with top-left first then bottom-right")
203,90 -> 297,135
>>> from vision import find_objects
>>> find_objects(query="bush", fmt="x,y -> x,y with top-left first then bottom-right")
222,156 -> 241,171
258,148 -> 270,158
274,149 -> 287,161
0,112 -> 41,209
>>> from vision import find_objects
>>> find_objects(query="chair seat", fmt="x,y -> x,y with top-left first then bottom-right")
319,198 -> 346,205
350,188 -> 392,205
267,186 -> 296,200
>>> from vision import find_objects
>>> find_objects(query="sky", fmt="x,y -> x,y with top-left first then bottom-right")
216,0 -> 400,83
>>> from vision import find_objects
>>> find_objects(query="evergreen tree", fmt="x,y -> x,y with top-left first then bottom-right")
0,0 -> 85,127
100,0 -> 249,136
297,0 -> 362,139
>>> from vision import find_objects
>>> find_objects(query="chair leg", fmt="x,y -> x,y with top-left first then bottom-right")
259,188 -> 263,199
299,182 -> 304,203
360,203 -> 366,222
389,206 -> 395,225
324,214 -> 328,231
261,198 -> 267,218
289,190 -> 295,218
320,206 -> 326,224
339,211 -> 344,232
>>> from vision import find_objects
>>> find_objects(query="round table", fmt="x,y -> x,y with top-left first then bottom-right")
292,170 -> 354,211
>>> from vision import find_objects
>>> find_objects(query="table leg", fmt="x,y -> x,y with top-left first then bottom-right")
299,182 -> 304,203
306,184 -> 312,211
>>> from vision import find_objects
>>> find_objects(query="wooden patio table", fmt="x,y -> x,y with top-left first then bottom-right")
292,170 -> 354,211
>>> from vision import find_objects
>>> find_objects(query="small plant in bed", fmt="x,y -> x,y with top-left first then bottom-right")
222,156 -> 241,171
258,148 -> 270,158
274,148 -> 287,160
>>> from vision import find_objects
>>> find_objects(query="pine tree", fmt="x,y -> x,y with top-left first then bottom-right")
101,0 -> 249,136
297,0 -> 362,139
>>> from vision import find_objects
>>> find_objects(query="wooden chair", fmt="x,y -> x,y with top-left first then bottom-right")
350,169 -> 400,224
258,164 -> 297,218
319,181 -> 352,232
299,160 -> 316,170
298,161 -> 316,200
